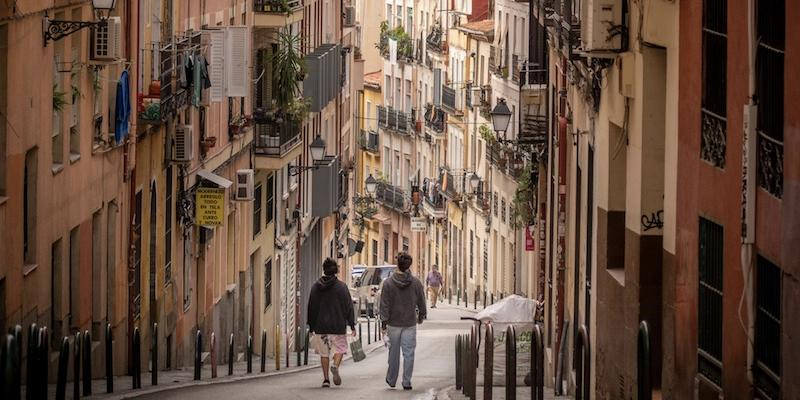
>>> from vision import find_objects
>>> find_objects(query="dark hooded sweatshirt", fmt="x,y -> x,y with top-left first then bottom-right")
380,270 -> 427,327
307,275 -> 356,335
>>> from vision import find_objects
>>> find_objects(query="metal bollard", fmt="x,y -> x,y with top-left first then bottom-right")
11,325 -> 22,399
82,330 -> 91,395
105,323 -> 113,393
449,288 -> 452,304
460,334 -> 468,396
73,331 -> 81,398
210,332 -> 217,378
2,333 -> 20,400
483,291 -> 487,309
247,335 -> 253,373
457,288 -> 461,306
37,327 -> 49,400
465,324 -> 477,399
132,328 -> 141,389
303,327 -> 310,366
484,323 -> 494,400
638,321 -> 652,400
295,327 -> 301,367
474,289 -> 478,310
151,323 -> 158,386
194,331 -> 202,381
367,318 -> 371,345
358,322 -> 362,343
285,334 -> 289,369
490,293 -> 494,305
575,325 -> 591,400
26,323 -> 38,400
464,290 -> 469,308
228,333 -> 234,376
274,326 -> 280,371
530,325 -> 544,400
55,337 -> 69,400
505,325 -> 517,400
260,330 -> 267,373
455,335 -> 462,390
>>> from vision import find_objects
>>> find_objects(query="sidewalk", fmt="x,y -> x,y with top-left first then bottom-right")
443,385 -> 572,400
27,319 -> 385,400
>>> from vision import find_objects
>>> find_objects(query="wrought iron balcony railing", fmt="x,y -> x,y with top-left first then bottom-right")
375,182 -> 406,211
426,25 -> 447,54
254,118 -> 302,156
377,106 -> 412,134
521,62 -> 548,86
254,0 -> 303,13
487,144 -> 525,178
757,131 -> 783,198
424,103 -> 446,134
700,108 -> 727,169
359,129 -> 379,153
441,85 -> 460,114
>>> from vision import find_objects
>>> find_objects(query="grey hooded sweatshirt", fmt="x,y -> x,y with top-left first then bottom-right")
380,270 -> 427,327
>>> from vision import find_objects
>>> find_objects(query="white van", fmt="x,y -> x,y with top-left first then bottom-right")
354,265 -> 397,317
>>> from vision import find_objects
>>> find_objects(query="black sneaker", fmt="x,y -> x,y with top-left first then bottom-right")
386,378 -> 395,388
322,380 -> 331,388
403,385 -> 413,390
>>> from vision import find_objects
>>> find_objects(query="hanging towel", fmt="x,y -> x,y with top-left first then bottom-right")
193,55 -> 211,106
115,69 -> 130,144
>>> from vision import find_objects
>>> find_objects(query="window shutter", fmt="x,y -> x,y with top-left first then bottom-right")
433,68 -> 442,106
225,26 -> 249,98
209,29 -> 225,102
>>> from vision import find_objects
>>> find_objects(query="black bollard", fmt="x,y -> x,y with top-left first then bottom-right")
455,335 -> 462,390
11,325 -> 22,398
457,288 -> 461,306
358,322 -> 362,343
295,327 -> 301,367
193,331 -> 202,381
82,330 -> 91,395
303,327 -> 309,366
260,330 -> 267,373
483,291 -> 486,309
531,325 -> 544,400
2,333 -> 20,400
484,324 -> 494,400
37,327 -> 49,400
490,293 -> 494,305
638,321 -> 652,400
210,332 -> 217,378
247,335 -> 253,373
228,333 -> 234,376
367,318 -> 371,345
505,325 -> 517,400
55,337 -> 69,400
132,328 -> 141,389
105,323 -> 113,393
73,331 -> 81,399
449,288 -> 452,304
575,325 -> 590,400
474,289 -> 478,310
151,323 -> 158,386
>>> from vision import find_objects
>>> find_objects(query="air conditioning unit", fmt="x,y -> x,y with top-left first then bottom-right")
91,17 -> 122,61
343,6 -> 356,27
581,0 -> 623,52
172,125 -> 193,163
234,169 -> 255,201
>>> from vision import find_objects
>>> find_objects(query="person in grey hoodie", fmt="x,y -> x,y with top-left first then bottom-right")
380,252 -> 427,390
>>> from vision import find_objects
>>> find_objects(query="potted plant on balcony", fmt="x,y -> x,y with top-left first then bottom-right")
201,136 -> 217,153
272,31 -> 310,122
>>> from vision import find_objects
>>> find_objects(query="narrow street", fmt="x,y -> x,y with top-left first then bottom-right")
133,306 -> 473,400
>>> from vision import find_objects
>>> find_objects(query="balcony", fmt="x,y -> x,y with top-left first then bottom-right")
378,22 -> 415,63
441,85 -> 462,116
375,182 -> 406,212
138,39 -> 195,125
519,114 -> 548,147
422,186 -> 446,219
757,131 -> 783,198
253,117 -> 303,170
426,25 -> 447,55
359,129 -> 379,154
377,106 -> 412,135
551,0 -> 582,60
424,103 -> 446,136
253,0 -> 304,27
478,86 -> 492,119
700,108 -> 727,169
487,143 -> 525,178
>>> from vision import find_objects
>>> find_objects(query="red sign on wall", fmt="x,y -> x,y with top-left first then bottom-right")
525,225 -> 535,251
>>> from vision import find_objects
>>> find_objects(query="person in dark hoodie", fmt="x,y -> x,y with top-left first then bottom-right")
307,258 -> 357,388
380,252 -> 427,390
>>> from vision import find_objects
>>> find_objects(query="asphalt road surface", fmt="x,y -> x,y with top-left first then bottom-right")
133,305 -> 474,400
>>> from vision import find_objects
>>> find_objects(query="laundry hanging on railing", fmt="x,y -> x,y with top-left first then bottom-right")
115,69 -> 130,144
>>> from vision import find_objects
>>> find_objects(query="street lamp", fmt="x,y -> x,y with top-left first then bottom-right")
289,135 -> 328,176
469,173 -> 480,192
44,0 -> 118,45
365,174 -> 378,195
491,98 -> 513,140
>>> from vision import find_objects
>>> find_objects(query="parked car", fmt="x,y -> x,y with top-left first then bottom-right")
354,265 -> 397,317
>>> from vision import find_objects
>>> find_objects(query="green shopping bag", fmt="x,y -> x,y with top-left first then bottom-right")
350,338 -> 366,362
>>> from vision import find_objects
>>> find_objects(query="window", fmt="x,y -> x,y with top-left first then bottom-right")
383,239 -> 389,263
754,255 -> 781,399
470,230 -> 474,278
23,148 -> 37,265
266,174 -> 274,225
69,225 -> 80,328
253,183 -> 263,237
69,43 -> 80,159
387,5 -> 392,27
149,183 -> 157,312
0,24 -> 6,196
407,7 -> 413,37
607,122 -> 627,271
164,166 -> 173,284
106,201 -> 117,323
698,217 -> 723,387
264,259 -> 273,310
700,0 -> 727,168
91,210 -> 102,331
493,192 -> 498,217
372,240 -> 378,266
396,6 -> 403,28
52,50 -> 64,167
51,238 -> 63,341
501,198 -> 506,223
133,190 -> 142,319
755,0 -> 785,198
402,236 -> 409,253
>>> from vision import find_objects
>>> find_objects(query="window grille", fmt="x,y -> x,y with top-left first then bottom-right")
756,0 -> 784,198
700,0 -> 727,168
698,217 -> 723,387
754,255 -> 781,399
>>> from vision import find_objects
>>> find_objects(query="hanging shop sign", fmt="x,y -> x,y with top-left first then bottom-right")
410,216 -> 428,232
195,187 -> 226,226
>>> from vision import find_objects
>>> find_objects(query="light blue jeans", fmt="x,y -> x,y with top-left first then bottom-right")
386,325 -> 417,387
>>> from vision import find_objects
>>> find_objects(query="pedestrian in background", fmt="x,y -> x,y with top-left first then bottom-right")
307,258 -> 357,388
380,252 -> 427,390
426,265 -> 443,308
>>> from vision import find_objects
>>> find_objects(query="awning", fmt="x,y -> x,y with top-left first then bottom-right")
371,213 -> 392,225
197,169 -> 233,189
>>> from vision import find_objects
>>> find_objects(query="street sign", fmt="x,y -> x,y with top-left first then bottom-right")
525,225 -> 535,251
411,216 -> 427,232
196,187 -> 226,226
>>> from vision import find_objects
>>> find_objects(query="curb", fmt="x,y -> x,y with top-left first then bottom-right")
107,343 -> 387,399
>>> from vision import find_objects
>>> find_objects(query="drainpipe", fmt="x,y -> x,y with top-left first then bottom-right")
740,0 -> 757,385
